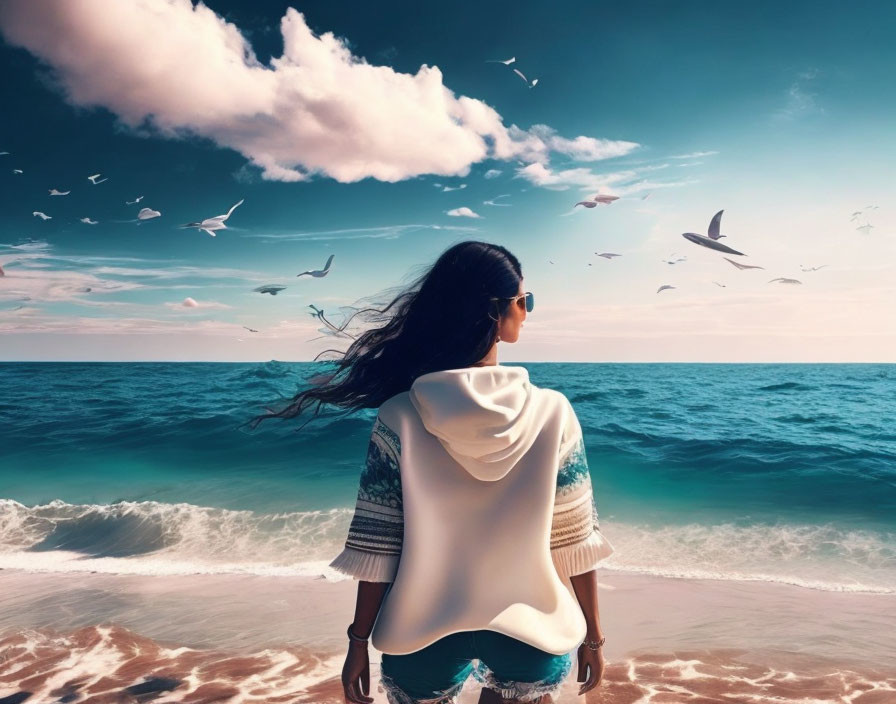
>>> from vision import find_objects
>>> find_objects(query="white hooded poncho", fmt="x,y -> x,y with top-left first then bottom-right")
329,364 -> 614,655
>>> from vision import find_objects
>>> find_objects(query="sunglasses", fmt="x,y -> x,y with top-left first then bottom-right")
490,291 -> 535,313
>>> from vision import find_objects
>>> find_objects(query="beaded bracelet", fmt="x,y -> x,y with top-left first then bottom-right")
347,623 -> 369,643
583,635 -> 606,651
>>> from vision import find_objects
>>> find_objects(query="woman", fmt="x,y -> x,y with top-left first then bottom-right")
251,241 -> 614,703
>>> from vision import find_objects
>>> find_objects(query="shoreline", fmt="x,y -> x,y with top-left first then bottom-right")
1,567 -> 894,665
2,567 -> 895,702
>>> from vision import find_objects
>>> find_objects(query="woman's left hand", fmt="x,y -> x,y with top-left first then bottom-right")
341,640 -> 374,703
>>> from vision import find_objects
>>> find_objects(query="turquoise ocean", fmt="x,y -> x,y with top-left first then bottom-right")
1,361 -> 894,593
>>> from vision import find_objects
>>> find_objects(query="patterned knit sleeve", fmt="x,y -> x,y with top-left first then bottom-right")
550,401 -> 614,580
328,415 -> 404,582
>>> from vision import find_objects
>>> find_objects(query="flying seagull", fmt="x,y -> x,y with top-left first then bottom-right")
126,196 -> 144,205
641,192 -> 652,201
800,264 -> 828,272
12,169 -> 23,174
49,188 -> 70,196
856,224 -> 874,234
723,256 -> 764,270
80,217 -> 98,225
768,278 -> 802,285
681,210 -> 745,255
182,199 -> 244,237
243,326 -> 259,333
87,173 -> 108,185
512,68 -> 538,88
657,285 -> 676,293
442,184 -> 466,192
576,194 -> 619,208
712,281 -> 727,287
32,211 -> 51,220
254,285 -> 285,295
137,207 -> 161,220
486,57 -> 516,65
297,254 -> 335,278
483,195 -> 511,206
662,254 -> 687,264
596,252 -> 622,259
308,304 -> 355,339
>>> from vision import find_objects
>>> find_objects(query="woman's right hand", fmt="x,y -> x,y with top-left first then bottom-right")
341,641 -> 374,703
576,642 -> 605,695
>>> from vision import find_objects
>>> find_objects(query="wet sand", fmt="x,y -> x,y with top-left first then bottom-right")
1,568 -> 894,702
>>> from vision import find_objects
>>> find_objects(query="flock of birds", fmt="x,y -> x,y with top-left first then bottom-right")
568,194 -> 879,293
486,56 -> 539,88
0,135 -> 883,337
0,152 -> 344,337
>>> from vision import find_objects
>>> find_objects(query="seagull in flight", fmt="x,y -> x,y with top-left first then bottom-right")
486,57 -> 516,65
657,285 -> 676,293
308,304 -> 355,339
575,194 -> 619,208
712,281 -> 727,287
662,254 -> 687,265
442,184 -> 466,192
80,217 -> 98,225
681,210 -> 745,255
12,169 -> 23,174
49,188 -> 70,196
32,211 -> 52,220
483,194 -> 511,207
254,285 -> 285,295
87,173 -> 108,185
723,257 -> 764,270
800,264 -> 828,272
127,196 -> 144,205
243,326 -> 259,333
856,224 -> 874,235
182,199 -> 244,237
297,254 -> 335,278
137,207 -> 161,220
512,68 -> 538,88
769,277 -> 802,285
595,252 -> 622,259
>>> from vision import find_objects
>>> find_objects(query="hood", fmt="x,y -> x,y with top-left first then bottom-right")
408,365 -> 539,481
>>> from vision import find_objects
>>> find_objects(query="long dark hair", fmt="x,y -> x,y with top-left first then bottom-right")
246,240 -> 523,430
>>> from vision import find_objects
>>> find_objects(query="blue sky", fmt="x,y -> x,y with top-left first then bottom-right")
0,0 -> 894,361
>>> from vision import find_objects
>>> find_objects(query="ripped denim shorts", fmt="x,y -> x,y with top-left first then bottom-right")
379,629 -> 574,703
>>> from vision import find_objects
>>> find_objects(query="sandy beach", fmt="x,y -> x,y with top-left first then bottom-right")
2,567 -> 894,703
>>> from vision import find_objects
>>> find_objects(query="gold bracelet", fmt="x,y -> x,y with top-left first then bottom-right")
583,635 -> 605,651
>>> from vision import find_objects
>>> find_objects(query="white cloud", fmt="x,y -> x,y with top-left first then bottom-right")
166,297 -> 231,311
669,151 -> 719,159
446,207 -> 482,218
243,223 -> 478,241
514,161 -> 698,197
483,169 -> 502,179
0,1 -> 635,184
773,70 -> 824,121
526,124 -> 639,162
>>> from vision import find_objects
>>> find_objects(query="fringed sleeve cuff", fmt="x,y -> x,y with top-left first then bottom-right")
329,546 -> 400,583
551,528 -> 615,580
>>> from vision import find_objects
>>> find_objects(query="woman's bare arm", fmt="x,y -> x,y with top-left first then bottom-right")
569,569 -> 604,638
349,580 -> 391,637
